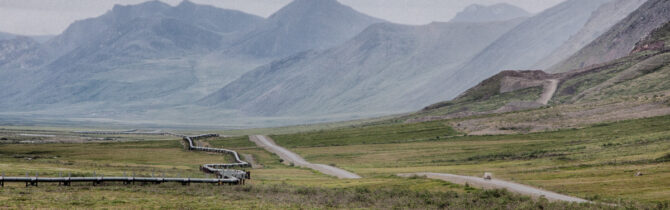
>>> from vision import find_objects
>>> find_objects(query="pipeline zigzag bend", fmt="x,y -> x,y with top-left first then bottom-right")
0,133 -> 251,187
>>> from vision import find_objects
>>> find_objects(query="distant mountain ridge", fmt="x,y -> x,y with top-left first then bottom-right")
534,0 -> 647,70
0,0 -> 267,109
0,31 -> 16,41
200,19 -> 526,116
0,0 -> 388,125
551,0 -> 670,72
226,0 -> 384,58
407,20 -> 670,129
0,0 -> 657,127
413,0 -> 612,105
451,3 -> 530,23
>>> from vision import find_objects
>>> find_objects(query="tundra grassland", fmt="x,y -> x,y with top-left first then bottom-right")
270,115 -> 670,205
0,129 -> 622,209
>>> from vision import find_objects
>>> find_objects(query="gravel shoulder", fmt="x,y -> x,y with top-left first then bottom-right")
250,135 -> 361,179
398,172 -> 590,203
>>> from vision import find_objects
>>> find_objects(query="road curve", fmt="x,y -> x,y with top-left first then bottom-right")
250,135 -> 361,179
536,79 -> 559,105
398,172 -> 589,203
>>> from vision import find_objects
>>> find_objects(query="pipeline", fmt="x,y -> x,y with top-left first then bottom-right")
0,176 -> 239,187
1,133 -> 250,187
182,134 -> 251,180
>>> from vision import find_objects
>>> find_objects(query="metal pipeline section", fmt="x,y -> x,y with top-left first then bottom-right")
183,135 -> 250,180
0,176 -> 240,186
1,132 -> 251,187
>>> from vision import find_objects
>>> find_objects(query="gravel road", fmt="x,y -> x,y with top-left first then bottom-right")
398,172 -> 590,203
250,135 -> 361,179
537,79 -> 559,105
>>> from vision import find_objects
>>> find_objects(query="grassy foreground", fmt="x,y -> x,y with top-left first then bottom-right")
1,115 -> 669,208
0,128 -> 631,209
271,115 -> 670,205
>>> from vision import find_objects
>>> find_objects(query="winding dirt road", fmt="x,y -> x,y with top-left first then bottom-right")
398,172 -> 589,203
250,135 -> 361,179
536,79 -> 559,105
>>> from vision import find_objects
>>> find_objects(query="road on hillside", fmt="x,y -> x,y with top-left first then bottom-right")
398,172 -> 590,203
250,135 -> 361,179
537,79 -> 559,105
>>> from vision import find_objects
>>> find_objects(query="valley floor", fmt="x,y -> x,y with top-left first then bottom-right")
0,115 -> 669,208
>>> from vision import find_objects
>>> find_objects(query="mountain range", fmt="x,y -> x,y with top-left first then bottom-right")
0,0 -> 660,128
203,0 -> 616,117
200,19 -> 525,116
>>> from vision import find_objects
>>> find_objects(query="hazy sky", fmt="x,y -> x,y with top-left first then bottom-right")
0,0 -> 566,35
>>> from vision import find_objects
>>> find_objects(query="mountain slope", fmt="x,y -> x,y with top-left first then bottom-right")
551,0 -> 670,72
416,0 -> 612,104
406,21 -> 670,130
201,19 -> 525,116
227,0 -> 384,58
0,31 -> 16,41
534,0 -> 647,69
0,37 -> 42,68
451,3 -> 530,23
0,1 -> 267,110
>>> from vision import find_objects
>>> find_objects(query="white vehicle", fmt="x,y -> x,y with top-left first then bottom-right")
483,172 -> 493,180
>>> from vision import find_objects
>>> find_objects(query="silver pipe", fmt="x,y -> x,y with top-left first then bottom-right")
0,176 -> 238,184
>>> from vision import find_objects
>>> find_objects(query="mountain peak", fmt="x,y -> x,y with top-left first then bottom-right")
111,0 -> 170,13
451,3 -> 530,23
109,0 -> 171,20
230,0 -> 384,58
269,0 -> 360,21
176,0 -> 196,8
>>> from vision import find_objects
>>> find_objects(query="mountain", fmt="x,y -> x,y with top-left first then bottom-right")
29,35 -> 55,43
534,0 -> 647,70
415,0 -> 612,104
226,0 -> 384,58
550,0 -> 670,72
0,1 -> 266,110
0,36 -> 42,68
0,31 -> 16,41
406,20 -> 670,126
201,19 -> 525,116
451,3 -> 530,23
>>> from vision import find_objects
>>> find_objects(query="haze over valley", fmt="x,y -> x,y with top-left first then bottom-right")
1,0 -> 652,129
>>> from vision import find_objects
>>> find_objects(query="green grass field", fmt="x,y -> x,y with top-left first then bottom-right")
1,115 -> 669,208
270,119 -> 458,148
270,115 -> 670,204
0,130 -> 620,209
